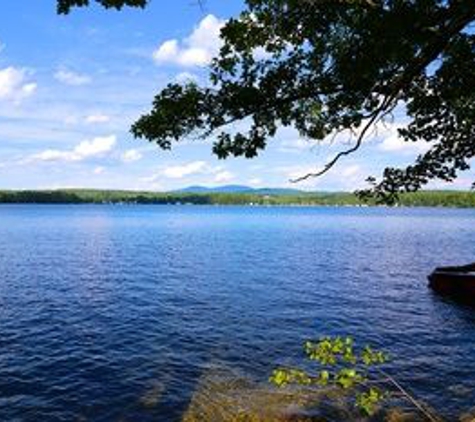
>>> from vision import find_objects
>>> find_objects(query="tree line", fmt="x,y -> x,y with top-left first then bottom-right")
0,189 -> 474,207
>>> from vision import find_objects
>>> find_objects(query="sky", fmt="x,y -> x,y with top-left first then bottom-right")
0,1 -> 473,192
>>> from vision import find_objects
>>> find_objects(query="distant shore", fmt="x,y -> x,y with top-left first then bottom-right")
1,189 -> 475,208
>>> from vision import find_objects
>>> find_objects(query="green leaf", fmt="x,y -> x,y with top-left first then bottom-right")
355,388 -> 387,416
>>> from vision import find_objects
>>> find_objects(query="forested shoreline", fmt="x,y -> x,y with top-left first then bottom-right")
0,189 -> 475,207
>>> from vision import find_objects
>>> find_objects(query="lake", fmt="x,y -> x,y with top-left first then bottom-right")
0,205 -> 475,421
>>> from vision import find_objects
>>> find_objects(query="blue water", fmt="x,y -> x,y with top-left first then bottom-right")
1,205 -> 475,421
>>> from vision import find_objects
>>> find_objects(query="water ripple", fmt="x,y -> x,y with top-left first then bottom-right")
0,205 -> 475,420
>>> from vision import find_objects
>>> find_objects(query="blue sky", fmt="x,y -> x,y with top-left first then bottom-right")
0,1 -> 473,191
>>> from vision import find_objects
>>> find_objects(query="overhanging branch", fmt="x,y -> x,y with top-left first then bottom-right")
291,2 -> 475,184
290,103 -> 385,182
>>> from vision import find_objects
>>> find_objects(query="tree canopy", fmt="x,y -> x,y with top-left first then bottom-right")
57,0 -> 147,14
58,0 -> 475,202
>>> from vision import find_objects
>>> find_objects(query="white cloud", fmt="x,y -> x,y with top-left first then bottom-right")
214,170 -> 234,183
75,136 -> 115,157
340,164 -> 362,178
327,119 -> 426,155
85,113 -> 110,124
280,137 -> 319,153
280,161 -> 367,191
0,67 -> 37,102
280,119 -> 430,157
30,135 -> 116,163
153,14 -> 225,67
154,40 -> 179,62
175,71 -> 198,84
93,166 -> 105,174
378,132 -> 430,154
54,68 -> 91,86
284,165 -> 323,184
162,160 -> 208,178
144,160 -> 232,183
121,149 -> 142,163
248,177 -> 263,187
428,176 -> 475,190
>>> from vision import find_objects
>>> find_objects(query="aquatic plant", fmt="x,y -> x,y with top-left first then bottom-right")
270,336 -> 439,420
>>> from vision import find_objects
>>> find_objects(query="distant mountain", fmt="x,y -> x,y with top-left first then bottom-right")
174,185 -> 305,195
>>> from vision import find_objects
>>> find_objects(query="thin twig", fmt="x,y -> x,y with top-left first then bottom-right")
290,99 -> 388,182
376,368 -> 442,422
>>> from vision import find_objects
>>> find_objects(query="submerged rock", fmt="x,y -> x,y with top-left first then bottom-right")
139,381 -> 165,408
183,368 -> 351,422
182,366 -> 373,421
182,366 -> 439,422
459,407 -> 475,422
383,409 -> 423,422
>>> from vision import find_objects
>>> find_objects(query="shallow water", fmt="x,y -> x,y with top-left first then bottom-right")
0,205 -> 474,421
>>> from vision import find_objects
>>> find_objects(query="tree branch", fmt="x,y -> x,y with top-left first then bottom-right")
290,95 -> 393,182
291,2 -> 475,184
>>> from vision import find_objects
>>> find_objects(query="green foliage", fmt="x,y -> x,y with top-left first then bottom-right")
361,345 -> 388,366
57,0 -> 147,14
269,368 -> 312,387
335,368 -> 364,389
57,0 -> 475,200
0,189 -> 474,207
122,1 -> 475,202
355,387 -> 387,416
269,336 -> 390,416
305,336 -> 357,365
